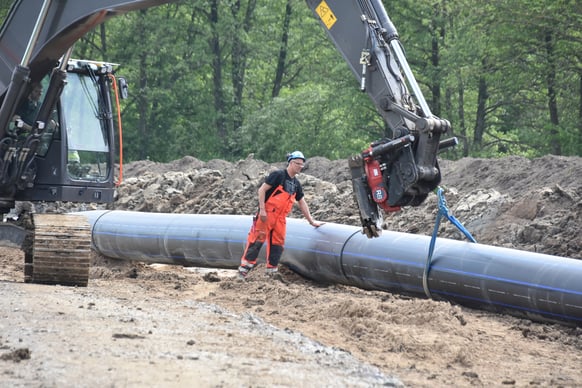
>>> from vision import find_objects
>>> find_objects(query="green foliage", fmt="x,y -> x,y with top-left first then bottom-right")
69,0 -> 582,163
233,83 -> 372,162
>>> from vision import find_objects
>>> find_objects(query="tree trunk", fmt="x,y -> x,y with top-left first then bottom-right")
99,23 -> 107,54
473,74 -> 488,147
429,3 -> 446,116
544,30 -> 561,155
209,0 -> 227,149
271,0 -> 292,98
430,37 -> 441,116
137,10 -> 149,160
579,73 -> 582,150
456,73 -> 469,157
231,0 -> 256,131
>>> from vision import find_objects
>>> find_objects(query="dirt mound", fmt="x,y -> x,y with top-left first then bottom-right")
116,154 -> 582,258
1,154 -> 581,387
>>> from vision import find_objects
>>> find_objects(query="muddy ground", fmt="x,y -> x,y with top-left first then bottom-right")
1,154 -> 581,387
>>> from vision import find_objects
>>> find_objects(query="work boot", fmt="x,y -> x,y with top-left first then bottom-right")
238,264 -> 254,280
265,267 -> 278,275
265,267 -> 283,281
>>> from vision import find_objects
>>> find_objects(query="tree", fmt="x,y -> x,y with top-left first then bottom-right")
61,0 -> 580,163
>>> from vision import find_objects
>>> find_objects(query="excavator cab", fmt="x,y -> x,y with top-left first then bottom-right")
0,0 -> 138,215
0,58 -> 124,287
15,59 -> 121,207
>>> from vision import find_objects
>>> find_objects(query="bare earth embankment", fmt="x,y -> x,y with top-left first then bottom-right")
1,154 -> 581,387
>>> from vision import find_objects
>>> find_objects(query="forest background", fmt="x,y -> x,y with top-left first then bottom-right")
3,0 -> 582,163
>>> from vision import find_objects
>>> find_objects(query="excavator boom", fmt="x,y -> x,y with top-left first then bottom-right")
306,0 -> 455,237
0,0 -> 173,95
0,0 -> 175,140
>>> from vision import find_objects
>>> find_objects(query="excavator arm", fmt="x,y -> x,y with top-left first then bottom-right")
306,0 -> 455,237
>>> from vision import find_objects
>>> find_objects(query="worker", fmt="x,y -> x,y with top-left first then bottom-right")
13,82 -> 43,132
238,151 -> 324,280
67,149 -> 82,177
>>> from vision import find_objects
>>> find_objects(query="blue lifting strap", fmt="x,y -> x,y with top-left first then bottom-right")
422,186 -> 477,299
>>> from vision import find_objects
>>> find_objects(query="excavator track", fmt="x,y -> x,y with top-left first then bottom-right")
26,213 -> 91,287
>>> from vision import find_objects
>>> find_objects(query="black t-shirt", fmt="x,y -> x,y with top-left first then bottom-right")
264,169 -> 304,202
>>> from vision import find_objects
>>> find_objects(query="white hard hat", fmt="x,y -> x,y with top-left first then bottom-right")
287,150 -> 305,163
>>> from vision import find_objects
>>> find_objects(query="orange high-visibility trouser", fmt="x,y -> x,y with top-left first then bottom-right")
240,186 -> 295,268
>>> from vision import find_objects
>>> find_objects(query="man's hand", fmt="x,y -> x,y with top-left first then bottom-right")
259,208 -> 268,222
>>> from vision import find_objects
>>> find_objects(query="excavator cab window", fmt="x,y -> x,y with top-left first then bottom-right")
61,72 -> 110,182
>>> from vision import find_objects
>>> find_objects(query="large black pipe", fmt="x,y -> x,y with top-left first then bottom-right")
84,210 -> 582,327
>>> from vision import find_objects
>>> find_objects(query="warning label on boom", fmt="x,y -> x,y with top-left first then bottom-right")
315,0 -> 337,30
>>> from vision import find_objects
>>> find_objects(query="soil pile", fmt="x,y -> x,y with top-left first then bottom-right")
1,154 -> 581,387
117,154 -> 581,258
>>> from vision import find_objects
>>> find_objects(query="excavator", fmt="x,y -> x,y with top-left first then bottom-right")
0,0 -> 454,286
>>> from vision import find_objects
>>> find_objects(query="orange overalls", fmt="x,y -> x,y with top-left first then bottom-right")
240,185 -> 296,271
